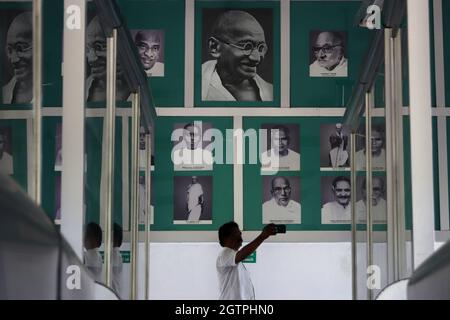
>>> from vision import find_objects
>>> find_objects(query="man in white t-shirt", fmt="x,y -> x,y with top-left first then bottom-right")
321,176 -> 351,224
83,222 -> 103,283
262,176 -> 301,224
216,222 -> 276,300
112,223 -> 124,299
261,125 -> 300,172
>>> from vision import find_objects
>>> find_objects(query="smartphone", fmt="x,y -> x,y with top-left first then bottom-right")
274,224 -> 286,234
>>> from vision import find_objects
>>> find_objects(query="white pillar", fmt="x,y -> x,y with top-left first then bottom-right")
61,0 -> 86,260
407,0 -> 435,268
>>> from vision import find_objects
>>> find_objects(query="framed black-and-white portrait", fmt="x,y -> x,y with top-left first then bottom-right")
262,176 -> 301,224
320,123 -> 350,170
321,175 -> 351,224
139,175 -> 154,226
0,126 -> 14,175
139,126 -> 155,171
172,121 -> 214,171
260,123 -> 300,172
54,123 -> 62,171
355,123 -> 386,171
355,175 -> 387,224
200,8 -> 274,102
55,175 -> 61,221
309,30 -> 348,77
173,175 -> 213,224
131,29 -> 165,77
85,13 -> 131,102
1,10 -> 33,105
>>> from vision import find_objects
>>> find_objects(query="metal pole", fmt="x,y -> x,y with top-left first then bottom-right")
130,91 -> 140,300
32,0 -> 42,205
145,131 -> 152,300
104,28 -> 117,288
394,30 -> 407,279
365,91 -> 373,300
385,27 -> 397,284
350,132 -> 357,300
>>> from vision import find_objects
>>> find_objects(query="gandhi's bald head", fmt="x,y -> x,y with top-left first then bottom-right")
212,10 -> 265,41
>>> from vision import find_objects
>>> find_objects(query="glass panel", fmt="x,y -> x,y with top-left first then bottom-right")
0,2 -> 33,193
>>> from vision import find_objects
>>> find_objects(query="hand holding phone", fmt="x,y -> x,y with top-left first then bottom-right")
274,224 -> 286,234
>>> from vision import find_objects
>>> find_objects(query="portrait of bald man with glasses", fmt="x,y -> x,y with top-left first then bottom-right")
262,176 -> 301,224
2,11 -> 33,104
309,30 -> 348,77
201,9 -> 273,101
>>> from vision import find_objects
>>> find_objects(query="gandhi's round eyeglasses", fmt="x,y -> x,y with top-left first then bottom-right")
6,42 -> 32,57
213,37 -> 267,56
313,44 -> 341,54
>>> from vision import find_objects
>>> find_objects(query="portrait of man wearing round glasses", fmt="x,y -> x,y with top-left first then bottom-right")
85,15 -> 131,102
2,11 -> 33,104
262,176 -> 301,224
309,30 -> 348,77
132,29 -> 164,77
201,9 -> 273,102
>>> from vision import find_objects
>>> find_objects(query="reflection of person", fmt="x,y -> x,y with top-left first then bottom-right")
202,10 -> 273,101
186,176 -> 204,221
261,125 -> 300,171
217,222 -> 276,300
321,176 -> 351,224
134,30 -> 164,77
328,123 -> 349,167
0,131 -> 13,175
262,177 -> 301,224
2,11 -> 33,104
310,31 -> 347,77
173,122 -> 213,170
356,177 -> 387,224
86,16 -> 130,101
83,222 -> 103,283
355,125 -> 386,171
112,223 -> 123,299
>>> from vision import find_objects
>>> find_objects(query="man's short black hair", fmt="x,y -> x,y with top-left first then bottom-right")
332,176 -> 351,189
218,221 -> 239,247
113,223 -> 123,247
85,222 -> 102,247
271,124 -> 290,137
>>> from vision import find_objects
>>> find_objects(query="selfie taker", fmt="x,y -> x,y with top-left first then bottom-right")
216,222 -> 285,300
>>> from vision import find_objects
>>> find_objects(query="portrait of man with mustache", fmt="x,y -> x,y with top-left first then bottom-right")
321,176 -> 351,224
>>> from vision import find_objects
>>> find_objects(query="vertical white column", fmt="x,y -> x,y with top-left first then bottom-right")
185,0 -> 195,108
61,0 -> 86,260
32,0 -> 43,204
407,0 -> 436,268
280,0 -> 290,108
